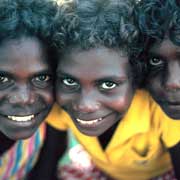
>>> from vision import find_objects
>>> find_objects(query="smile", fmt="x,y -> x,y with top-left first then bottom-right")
75,112 -> 115,126
76,117 -> 102,125
7,115 -> 34,122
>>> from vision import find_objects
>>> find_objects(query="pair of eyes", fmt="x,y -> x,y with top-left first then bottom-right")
61,78 -> 118,91
0,74 -> 51,87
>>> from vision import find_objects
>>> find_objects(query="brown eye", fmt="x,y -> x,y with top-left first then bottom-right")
149,57 -> 164,66
0,76 -> 9,83
0,75 -> 13,90
62,78 -> 78,87
32,75 -> 51,88
34,75 -> 50,82
59,77 -> 80,92
100,81 -> 117,90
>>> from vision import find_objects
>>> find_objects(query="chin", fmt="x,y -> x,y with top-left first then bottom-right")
4,129 -> 36,140
165,112 -> 180,120
80,130 -> 102,137
162,108 -> 180,120
9,133 -> 31,140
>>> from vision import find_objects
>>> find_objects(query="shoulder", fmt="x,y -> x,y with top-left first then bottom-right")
45,103 -> 71,130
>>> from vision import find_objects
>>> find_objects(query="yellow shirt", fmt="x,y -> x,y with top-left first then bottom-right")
46,90 -> 180,180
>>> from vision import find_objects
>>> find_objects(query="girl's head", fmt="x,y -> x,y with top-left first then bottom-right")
0,0 -> 58,140
55,0 -> 141,136
137,0 -> 180,119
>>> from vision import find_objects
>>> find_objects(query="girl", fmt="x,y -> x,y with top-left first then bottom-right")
47,0 -> 180,179
137,0 -> 180,178
0,0 -> 63,179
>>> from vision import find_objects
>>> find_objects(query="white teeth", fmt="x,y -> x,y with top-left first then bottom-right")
76,118 -> 102,125
7,115 -> 34,122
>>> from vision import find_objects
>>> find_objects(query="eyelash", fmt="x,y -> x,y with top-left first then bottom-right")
60,76 -> 123,94
97,81 -> 118,91
148,57 -> 165,67
33,75 -> 51,82
0,75 -> 9,83
60,77 -> 80,92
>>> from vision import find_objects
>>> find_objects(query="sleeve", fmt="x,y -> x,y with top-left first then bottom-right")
149,97 -> 180,148
45,103 -> 70,131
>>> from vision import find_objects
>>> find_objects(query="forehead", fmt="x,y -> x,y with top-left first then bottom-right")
150,38 -> 180,56
0,37 -> 49,73
58,47 -> 129,77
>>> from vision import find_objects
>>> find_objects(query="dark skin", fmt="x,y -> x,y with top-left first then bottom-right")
146,38 -> 180,120
56,46 -> 135,149
0,36 -> 54,140
146,38 -> 180,179
0,36 -> 60,179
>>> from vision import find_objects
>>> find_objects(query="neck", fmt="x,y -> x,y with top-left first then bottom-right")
0,132 -> 15,156
98,121 -> 119,150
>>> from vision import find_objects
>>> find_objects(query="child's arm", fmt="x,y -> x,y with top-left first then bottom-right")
169,142 -> 180,180
27,124 -> 67,180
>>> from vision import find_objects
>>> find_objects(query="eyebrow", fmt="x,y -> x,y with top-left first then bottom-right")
57,71 -> 127,82
56,72 -> 76,79
0,69 -> 52,78
0,71 -> 13,77
95,76 -> 127,83
32,70 -> 53,76
148,51 -> 164,58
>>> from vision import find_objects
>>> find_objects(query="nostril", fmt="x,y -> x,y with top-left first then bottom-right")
8,92 -> 35,105
72,103 -> 100,113
165,83 -> 180,92
72,103 -> 78,111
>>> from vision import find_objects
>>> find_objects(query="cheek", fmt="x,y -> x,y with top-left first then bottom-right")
107,91 -> 134,113
0,92 -> 7,100
39,88 -> 54,105
115,95 -> 133,112
147,77 -> 162,95
56,91 -> 74,106
109,85 -> 135,112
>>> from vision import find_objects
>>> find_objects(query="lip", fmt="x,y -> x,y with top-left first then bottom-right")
0,112 -> 39,122
0,109 -> 48,126
167,101 -> 180,106
0,107 -> 51,139
74,112 -> 115,128
164,101 -> 180,106
161,101 -> 180,110
166,104 -> 180,109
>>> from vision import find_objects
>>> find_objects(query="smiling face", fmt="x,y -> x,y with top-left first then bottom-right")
146,38 -> 180,119
56,47 -> 135,136
0,37 -> 54,139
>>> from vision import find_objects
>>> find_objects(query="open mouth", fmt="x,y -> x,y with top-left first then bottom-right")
0,108 -> 50,124
76,117 -> 102,125
162,101 -> 180,107
7,115 -> 35,122
167,102 -> 180,106
75,112 -> 114,126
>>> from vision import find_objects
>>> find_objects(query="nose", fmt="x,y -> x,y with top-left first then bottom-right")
165,61 -> 180,92
9,84 -> 35,105
73,91 -> 100,113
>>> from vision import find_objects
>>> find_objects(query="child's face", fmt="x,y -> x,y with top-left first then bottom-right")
0,37 -> 54,139
56,47 -> 135,136
146,38 -> 180,119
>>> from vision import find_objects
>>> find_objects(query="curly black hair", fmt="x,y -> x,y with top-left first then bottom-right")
0,0 -> 59,68
55,0 -> 141,50
54,0 -> 144,86
136,0 -> 180,46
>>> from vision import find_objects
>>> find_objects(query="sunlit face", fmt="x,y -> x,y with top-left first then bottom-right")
146,38 -> 180,119
56,47 -> 135,136
0,37 -> 54,139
